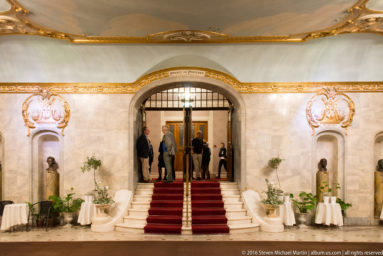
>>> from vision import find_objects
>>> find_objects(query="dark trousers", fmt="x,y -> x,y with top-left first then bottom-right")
218,159 -> 227,178
172,155 -> 176,180
202,163 -> 210,179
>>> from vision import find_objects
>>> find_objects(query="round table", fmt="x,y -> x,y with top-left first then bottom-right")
315,196 -> 343,226
1,203 -> 29,231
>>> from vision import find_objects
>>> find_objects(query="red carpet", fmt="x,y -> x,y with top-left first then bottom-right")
144,182 -> 184,234
191,181 -> 230,234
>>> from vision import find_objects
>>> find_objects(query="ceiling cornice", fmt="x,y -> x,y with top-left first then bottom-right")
0,0 -> 383,43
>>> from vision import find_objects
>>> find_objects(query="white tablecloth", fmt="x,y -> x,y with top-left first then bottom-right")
380,205 -> 383,220
78,202 -> 97,225
1,203 -> 29,231
315,196 -> 343,226
279,196 -> 296,226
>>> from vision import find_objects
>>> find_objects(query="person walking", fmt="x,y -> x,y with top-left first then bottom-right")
136,127 -> 151,182
201,142 -> 211,180
161,125 -> 177,183
217,142 -> 227,179
192,130 -> 204,180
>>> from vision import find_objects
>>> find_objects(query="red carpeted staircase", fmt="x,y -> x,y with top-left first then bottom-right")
191,181 -> 230,234
144,182 -> 184,234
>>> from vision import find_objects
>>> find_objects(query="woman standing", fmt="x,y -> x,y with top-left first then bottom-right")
217,143 -> 227,179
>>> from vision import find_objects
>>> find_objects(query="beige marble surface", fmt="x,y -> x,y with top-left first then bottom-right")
1,226 -> 383,243
0,92 -> 383,225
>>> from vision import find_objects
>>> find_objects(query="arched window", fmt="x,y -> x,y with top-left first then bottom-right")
143,86 -> 231,110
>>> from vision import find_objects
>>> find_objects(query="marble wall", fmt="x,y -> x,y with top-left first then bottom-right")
1,32 -> 383,223
0,91 -> 381,224
0,94 -> 132,203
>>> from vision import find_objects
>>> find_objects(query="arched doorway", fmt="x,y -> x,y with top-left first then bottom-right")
128,68 -> 246,190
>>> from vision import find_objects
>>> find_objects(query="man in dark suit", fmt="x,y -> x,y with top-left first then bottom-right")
136,127 -> 151,182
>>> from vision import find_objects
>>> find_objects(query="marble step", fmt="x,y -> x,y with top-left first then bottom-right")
220,184 -> 239,189
134,194 -> 152,200
227,215 -> 252,225
226,209 -> 247,218
136,183 -> 155,189
135,189 -> 154,195
221,190 -> 240,196
229,223 -> 259,233
133,197 -> 152,203
224,202 -> 243,210
128,208 -> 149,217
123,215 -> 147,225
223,197 -> 242,203
131,202 -> 151,209
115,223 -> 145,233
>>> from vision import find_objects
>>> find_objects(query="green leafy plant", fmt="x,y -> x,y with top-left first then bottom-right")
336,198 -> 352,216
268,157 -> 283,188
320,181 -> 341,195
81,155 -> 102,191
261,178 -> 283,207
93,185 -> 114,205
49,187 -> 84,213
292,192 -> 317,214
25,201 -> 35,215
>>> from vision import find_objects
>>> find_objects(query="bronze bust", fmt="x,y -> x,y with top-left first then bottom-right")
318,158 -> 327,172
46,156 -> 58,172
378,159 -> 383,172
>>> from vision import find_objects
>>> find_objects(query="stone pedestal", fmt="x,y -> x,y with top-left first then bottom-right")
374,172 -> 383,217
316,171 -> 329,203
45,171 -> 59,200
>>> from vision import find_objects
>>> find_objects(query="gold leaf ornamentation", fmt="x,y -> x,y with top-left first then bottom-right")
306,88 -> 355,135
22,89 -> 70,136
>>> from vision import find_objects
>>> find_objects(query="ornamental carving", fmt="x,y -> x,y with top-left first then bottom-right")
147,30 -> 228,43
306,88 -> 355,135
22,89 -> 70,136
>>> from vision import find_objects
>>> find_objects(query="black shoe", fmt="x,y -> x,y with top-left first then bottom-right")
163,180 -> 173,183
196,177 -> 202,181
216,176 -> 221,179
156,177 -> 162,181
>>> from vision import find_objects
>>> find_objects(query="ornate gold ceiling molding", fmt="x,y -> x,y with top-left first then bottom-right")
1,67 -> 383,94
1,0 -> 383,43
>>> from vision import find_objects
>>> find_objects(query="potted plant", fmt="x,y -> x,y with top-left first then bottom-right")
261,178 -> 284,217
291,192 -> 317,228
320,182 -> 352,215
81,155 -> 114,215
268,157 -> 283,188
336,198 -> 352,217
49,187 -> 84,227
81,155 -> 102,192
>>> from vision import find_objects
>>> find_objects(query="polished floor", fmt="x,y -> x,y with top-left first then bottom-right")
1,225 -> 383,243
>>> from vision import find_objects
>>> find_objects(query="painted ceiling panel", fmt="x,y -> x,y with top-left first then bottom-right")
18,0 -> 354,37
367,0 -> 383,10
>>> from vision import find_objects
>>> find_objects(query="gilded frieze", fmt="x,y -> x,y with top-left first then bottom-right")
1,67 -> 383,95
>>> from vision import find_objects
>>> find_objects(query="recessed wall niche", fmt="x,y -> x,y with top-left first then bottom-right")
315,131 -> 345,198
374,133 -> 383,217
31,131 -> 62,203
